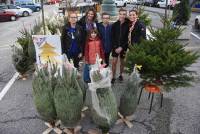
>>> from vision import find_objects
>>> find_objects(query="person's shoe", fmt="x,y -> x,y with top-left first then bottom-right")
111,78 -> 116,84
118,75 -> 123,82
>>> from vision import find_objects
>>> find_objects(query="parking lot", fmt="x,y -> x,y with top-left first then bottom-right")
0,3 -> 200,134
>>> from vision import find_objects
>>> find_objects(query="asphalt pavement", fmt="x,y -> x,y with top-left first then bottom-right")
0,4 -> 59,93
0,4 -> 200,134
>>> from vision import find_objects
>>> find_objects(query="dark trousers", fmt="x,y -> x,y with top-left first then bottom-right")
105,52 -> 110,67
68,56 -> 80,69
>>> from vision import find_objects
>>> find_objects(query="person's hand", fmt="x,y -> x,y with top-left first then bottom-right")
115,47 -> 123,54
78,53 -> 82,58
84,60 -> 88,64
129,27 -> 134,32
118,47 -> 122,53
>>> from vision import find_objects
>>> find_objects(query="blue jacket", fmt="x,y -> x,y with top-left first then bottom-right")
61,23 -> 84,57
98,23 -> 112,53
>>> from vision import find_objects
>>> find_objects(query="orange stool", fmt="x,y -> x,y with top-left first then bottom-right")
137,84 -> 163,114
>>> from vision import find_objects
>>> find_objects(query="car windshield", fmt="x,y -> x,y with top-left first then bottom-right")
0,5 -> 7,9
8,5 -> 17,9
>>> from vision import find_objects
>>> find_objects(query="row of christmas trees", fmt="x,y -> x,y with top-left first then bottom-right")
32,54 -> 142,133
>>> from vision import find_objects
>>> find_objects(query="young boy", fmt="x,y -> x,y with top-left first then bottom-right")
98,12 -> 112,67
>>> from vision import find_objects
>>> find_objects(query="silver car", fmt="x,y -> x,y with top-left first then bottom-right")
0,4 -> 32,17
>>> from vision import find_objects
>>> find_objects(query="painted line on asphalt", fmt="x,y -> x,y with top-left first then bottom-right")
0,45 -> 10,48
0,45 -> 11,50
191,32 -> 200,40
0,47 -> 10,50
0,72 -> 19,101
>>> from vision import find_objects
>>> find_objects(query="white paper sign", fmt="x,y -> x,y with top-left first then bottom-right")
32,35 -> 62,68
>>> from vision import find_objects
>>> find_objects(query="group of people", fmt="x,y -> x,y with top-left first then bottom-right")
61,7 -> 146,84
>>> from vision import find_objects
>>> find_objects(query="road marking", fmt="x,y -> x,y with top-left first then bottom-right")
0,47 -> 10,50
0,72 -> 19,101
0,45 -> 10,48
191,32 -> 200,40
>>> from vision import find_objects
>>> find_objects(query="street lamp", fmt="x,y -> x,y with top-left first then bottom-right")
41,0 -> 46,34
101,0 -> 117,17
164,0 -> 168,27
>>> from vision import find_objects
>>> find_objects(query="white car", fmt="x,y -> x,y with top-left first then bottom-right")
115,0 -> 127,7
195,15 -> 200,29
157,0 -> 180,8
128,0 -> 138,4
0,4 -> 32,17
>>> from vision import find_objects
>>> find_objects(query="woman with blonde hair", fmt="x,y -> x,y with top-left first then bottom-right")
61,9 -> 84,69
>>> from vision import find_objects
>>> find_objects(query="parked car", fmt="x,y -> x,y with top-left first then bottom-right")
0,9 -> 18,22
46,0 -> 60,4
128,0 -> 138,4
135,0 -> 144,5
0,4 -> 32,17
191,2 -> 200,12
16,3 -> 41,12
115,0 -> 127,7
157,0 -> 180,8
144,0 -> 159,7
195,15 -> 200,29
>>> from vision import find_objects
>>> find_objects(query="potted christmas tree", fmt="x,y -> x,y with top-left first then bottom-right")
126,17 -> 199,92
172,0 -> 191,39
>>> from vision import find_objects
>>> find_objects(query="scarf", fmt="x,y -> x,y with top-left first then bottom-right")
67,27 -> 80,57
128,21 -> 136,46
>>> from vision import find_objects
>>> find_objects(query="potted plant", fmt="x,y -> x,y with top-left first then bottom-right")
126,17 -> 199,92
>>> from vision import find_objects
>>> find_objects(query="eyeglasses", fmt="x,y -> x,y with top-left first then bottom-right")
88,13 -> 94,16
70,17 -> 78,19
119,13 -> 127,16
102,17 -> 110,19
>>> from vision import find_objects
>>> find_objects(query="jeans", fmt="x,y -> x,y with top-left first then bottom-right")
83,64 -> 91,83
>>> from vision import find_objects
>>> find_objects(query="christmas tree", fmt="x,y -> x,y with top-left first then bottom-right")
172,0 -> 191,25
12,28 -> 35,77
137,6 -> 151,26
125,17 -> 199,91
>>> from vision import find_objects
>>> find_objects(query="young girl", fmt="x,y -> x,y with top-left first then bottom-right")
83,29 -> 105,83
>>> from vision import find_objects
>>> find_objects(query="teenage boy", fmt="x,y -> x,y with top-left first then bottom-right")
98,12 -> 112,67
111,8 -> 129,84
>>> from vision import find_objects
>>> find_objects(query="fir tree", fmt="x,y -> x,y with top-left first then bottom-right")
12,28 -> 35,76
137,6 -> 151,26
173,0 -> 191,25
125,17 -> 199,91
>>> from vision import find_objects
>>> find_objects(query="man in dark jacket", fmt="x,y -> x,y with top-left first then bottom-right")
98,12 -> 112,67
61,11 -> 84,69
111,8 -> 129,84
